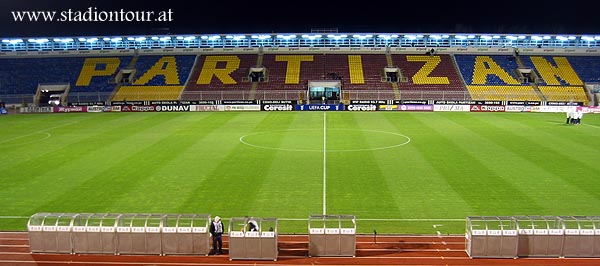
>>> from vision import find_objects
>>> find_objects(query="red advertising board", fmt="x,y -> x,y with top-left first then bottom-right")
470,105 -> 505,112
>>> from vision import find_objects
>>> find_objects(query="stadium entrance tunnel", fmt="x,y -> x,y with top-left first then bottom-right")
239,129 -> 410,152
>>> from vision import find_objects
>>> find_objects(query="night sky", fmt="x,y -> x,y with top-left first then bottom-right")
0,0 -> 596,37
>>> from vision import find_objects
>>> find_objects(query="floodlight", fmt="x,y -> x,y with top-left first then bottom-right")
277,34 -> 296,40
251,35 -> 271,40
301,34 -> 321,40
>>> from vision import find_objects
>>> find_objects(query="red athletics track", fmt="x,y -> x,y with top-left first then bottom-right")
2,231 -> 599,265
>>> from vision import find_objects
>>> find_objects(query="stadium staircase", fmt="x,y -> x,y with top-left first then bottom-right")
515,54 -> 547,101
247,51 -> 265,100
385,52 -> 401,99
455,55 -> 544,101
107,54 -> 139,102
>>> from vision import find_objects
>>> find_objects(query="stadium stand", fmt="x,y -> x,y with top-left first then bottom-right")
519,55 -> 589,104
74,57 -> 132,92
181,54 -> 257,101
0,57 -> 129,96
0,51 -> 596,104
537,86 -> 589,103
325,54 -> 395,100
392,54 -> 468,100
454,55 -> 544,101
566,56 -> 600,83
258,54 -> 323,90
112,55 -> 195,101
466,85 -> 542,101
322,54 -> 391,90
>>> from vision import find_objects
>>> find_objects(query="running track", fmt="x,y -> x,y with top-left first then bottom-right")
1,232 -> 599,265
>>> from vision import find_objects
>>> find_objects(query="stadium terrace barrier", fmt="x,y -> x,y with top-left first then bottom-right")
466,216 -> 600,258
3,89 -> 594,107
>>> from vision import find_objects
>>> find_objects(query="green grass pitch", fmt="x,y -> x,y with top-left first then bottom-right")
1,111 -> 599,234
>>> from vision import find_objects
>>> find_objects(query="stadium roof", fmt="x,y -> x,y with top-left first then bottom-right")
3,33 -> 600,52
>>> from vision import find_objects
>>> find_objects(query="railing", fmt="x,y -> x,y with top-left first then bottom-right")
0,90 -> 592,105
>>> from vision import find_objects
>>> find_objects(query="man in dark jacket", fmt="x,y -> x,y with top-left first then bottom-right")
209,216 -> 224,255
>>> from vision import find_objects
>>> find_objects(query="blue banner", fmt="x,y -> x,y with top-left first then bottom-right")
296,104 -> 345,111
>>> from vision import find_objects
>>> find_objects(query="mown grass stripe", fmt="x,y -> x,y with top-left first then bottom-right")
250,113 -> 323,218
403,112 -> 546,215
326,112 -> 402,216
378,112 -> 474,219
464,113 -> 600,205
22,113 -> 211,214
179,112 -> 297,219
0,113 -> 166,215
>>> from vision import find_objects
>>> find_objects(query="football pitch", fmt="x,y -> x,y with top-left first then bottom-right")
1,111 -> 599,234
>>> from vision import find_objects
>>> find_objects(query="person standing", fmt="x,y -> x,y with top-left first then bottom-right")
575,109 -> 583,125
210,216 -> 224,255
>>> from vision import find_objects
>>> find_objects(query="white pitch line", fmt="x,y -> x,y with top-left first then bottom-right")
359,218 -> 464,221
583,123 -> 600,129
0,121 -> 78,145
0,216 -> 466,222
323,112 -> 327,215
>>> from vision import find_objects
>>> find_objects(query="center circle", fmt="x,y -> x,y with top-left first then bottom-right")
239,129 -> 410,152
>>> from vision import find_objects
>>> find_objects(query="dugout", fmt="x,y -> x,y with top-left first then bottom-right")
228,217 -> 278,261
559,216 -> 599,257
115,213 -> 163,255
71,213 -> 119,254
161,214 -> 211,255
515,216 -> 563,257
27,212 -> 76,254
308,214 -> 356,257
465,216 -> 519,258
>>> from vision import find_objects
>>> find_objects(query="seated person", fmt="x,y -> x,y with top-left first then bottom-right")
247,218 -> 259,232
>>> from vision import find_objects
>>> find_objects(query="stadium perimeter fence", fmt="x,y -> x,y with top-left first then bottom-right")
1,90 -> 595,105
